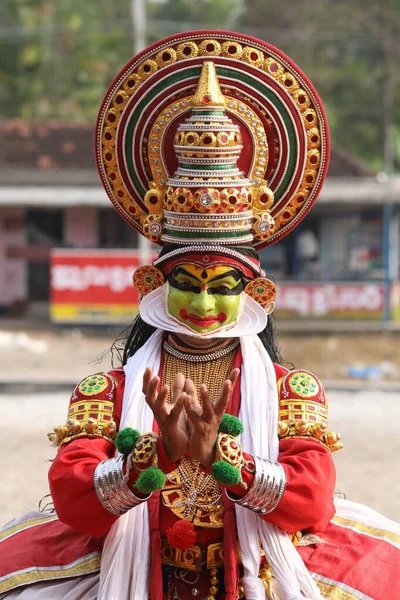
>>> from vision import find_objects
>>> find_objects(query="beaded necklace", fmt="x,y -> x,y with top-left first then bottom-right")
164,334 -> 239,363
161,339 -> 238,528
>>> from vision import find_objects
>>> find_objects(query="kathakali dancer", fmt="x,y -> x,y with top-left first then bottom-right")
1,30 -> 399,600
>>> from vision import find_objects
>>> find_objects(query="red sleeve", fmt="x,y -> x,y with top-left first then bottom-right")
224,366 -> 338,534
224,439 -> 335,534
49,437 -> 118,537
262,438 -> 335,532
268,367 -> 336,532
48,369 -> 125,537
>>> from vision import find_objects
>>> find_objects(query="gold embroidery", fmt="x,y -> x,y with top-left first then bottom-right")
161,541 -> 202,572
161,540 -> 240,571
278,399 -> 343,453
48,399 -> 117,448
207,542 -> 228,569
279,398 -> 328,425
0,515 -> 58,542
332,516 -> 400,547
315,580 -> 363,600
0,555 -> 101,594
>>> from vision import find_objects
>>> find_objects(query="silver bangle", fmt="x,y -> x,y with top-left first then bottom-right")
226,456 -> 286,514
94,455 -> 151,516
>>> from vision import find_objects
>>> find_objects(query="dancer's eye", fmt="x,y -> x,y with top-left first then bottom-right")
210,285 -> 231,294
208,280 -> 243,295
171,277 -> 201,293
178,280 -> 197,291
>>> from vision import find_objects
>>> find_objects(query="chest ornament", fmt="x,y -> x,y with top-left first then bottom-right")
162,457 -> 224,529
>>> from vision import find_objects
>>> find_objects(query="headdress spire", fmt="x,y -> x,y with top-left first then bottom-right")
192,61 -> 226,108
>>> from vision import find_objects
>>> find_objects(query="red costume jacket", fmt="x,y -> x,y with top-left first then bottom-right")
2,351 -> 399,600
45,349 -> 337,599
49,355 -> 336,538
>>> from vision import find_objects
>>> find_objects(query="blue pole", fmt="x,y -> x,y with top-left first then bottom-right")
325,218 -> 332,282
382,200 -> 392,323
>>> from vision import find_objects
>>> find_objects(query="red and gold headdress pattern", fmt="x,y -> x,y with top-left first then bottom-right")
96,30 -> 329,253
96,31 -> 329,312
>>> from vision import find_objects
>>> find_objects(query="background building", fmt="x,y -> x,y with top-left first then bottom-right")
0,120 -> 399,320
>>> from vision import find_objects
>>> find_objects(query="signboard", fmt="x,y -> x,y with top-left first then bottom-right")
50,250 -> 391,323
50,249 -> 154,324
276,282 -> 386,319
391,282 -> 400,321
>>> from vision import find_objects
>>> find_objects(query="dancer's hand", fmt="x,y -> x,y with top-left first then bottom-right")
142,368 -> 189,463
183,368 -> 240,467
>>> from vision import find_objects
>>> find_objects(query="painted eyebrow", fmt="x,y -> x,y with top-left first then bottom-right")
208,269 -> 241,283
172,267 -> 202,283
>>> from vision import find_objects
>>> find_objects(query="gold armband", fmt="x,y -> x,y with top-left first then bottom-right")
48,373 -> 119,448
277,370 -> 343,452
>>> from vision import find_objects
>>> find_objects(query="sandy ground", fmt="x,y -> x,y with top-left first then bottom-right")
0,327 -> 399,528
0,389 -> 399,528
0,327 -> 399,383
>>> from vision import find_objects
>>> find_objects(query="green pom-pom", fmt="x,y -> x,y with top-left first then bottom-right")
218,414 -> 244,437
136,466 -> 166,494
115,427 -> 140,456
211,461 -> 241,486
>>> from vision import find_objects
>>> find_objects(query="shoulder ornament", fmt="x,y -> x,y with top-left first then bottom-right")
48,372 -> 119,448
277,369 -> 343,452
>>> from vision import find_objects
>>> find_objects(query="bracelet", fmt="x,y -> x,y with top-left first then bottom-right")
131,432 -> 158,472
226,456 -> 286,514
115,428 -> 166,495
94,455 -> 150,516
210,415 -> 248,488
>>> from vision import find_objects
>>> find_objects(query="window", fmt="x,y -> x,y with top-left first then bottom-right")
98,208 -> 139,248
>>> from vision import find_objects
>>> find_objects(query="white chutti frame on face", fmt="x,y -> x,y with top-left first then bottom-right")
139,282 -> 268,338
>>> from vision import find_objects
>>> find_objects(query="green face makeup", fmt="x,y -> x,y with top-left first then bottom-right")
167,263 -> 243,333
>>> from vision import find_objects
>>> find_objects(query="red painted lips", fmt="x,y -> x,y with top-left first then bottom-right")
179,310 -> 227,326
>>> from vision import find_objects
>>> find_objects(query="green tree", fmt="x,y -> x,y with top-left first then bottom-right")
0,0 -> 134,121
240,0 -> 400,170
2,0 -> 400,170
148,0 -> 243,39
0,0 -> 243,122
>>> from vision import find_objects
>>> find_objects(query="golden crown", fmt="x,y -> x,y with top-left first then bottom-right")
142,62 -> 275,245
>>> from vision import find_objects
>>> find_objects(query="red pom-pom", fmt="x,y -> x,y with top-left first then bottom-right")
166,520 -> 197,550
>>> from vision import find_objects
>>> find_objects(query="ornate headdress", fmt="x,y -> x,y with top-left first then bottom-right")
95,31 -> 329,326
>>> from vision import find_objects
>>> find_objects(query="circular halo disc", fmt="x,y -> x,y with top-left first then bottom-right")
95,30 -> 330,250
